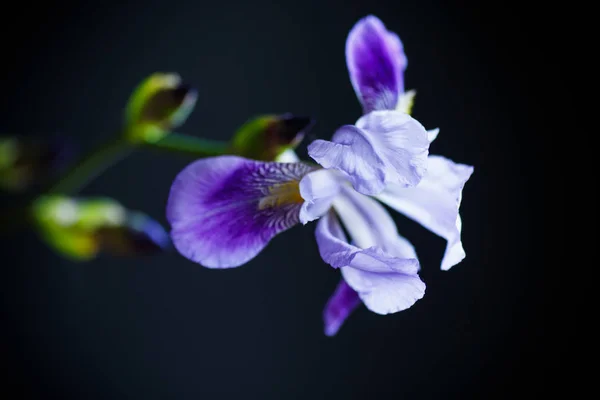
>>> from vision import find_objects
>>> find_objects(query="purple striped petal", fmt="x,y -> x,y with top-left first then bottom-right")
323,279 -> 360,336
316,189 -> 425,316
376,155 -> 474,270
346,15 -> 407,113
167,156 -> 314,268
308,110 -> 429,196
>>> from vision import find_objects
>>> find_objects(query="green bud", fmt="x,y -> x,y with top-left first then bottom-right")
230,113 -> 313,161
32,195 -> 169,260
124,73 -> 197,144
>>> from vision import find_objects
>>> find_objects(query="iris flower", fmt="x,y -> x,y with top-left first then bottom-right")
166,15 -> 473,336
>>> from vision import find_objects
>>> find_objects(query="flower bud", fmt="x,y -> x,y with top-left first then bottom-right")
124,73 -> 197,143
32,195 -> 169,260
230,113 -> 313,161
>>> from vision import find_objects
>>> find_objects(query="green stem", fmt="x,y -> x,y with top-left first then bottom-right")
141,133 -> 230,157
48,136 -> 132,195
45,132 -> 230,196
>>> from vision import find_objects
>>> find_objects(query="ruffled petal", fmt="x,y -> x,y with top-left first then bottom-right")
307,126 -> 387,195
355,110 -> 429,189
315,210 -> 418,273
346,15 -> 407,113
376,155 -> 474,270
308,110 -> 429,196
323,279 -> 361,336
341,263 -> 425,315
316,188 -> 424,316
167,156 -> 314,268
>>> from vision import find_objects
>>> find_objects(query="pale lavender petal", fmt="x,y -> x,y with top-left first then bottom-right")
355,110 -> 429,189
346,15 -> 407,113
308,110 -> 429,196
298,168 -> 342,224
167,156 -> 314,268
307,126 -> 387,195
315,210 -> 418,273
341,264 -> 425,315
323,279 -> 360,336
428,128 -> 439,143
333,186 -> 418,260
331,188 -> 424,314
376,155 -> 474,270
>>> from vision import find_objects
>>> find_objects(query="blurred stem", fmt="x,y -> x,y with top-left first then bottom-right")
47,133 -> 230,195
48,136 -> 132,195
141,133 -> 230,157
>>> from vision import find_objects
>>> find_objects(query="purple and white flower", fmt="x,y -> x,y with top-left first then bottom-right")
319,15 -> 474,335
165,15 -> 473,337
166,155 -> 426,330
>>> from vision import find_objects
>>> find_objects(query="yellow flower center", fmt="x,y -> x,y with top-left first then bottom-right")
258,180 -> 303,209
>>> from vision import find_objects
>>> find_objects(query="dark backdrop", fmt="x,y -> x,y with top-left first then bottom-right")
1,0 -> 544,398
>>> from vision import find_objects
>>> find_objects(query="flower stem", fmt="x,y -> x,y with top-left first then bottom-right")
141,133 -> 230,157
48,136 -> 132,195
46,133 -> 230,195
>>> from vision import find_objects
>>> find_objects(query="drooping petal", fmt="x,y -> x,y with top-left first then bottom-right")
323,279 -> 361,336
376,155 -> 474,270
340,262 -> 425,315
298,169 -> 342,224
167,156 -> 315,268
316,188 -> 424,315
315,209 -> 418,273
346,15 -> 407,113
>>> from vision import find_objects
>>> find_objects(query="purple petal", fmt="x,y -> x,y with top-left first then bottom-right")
323,279 -> 361,336
298,168 -> 342,224
167,156 -> 314,268
346,15 -> 407,113
308,110 -> 429,196
376,155 -> 474,270
315,189 -> 424,315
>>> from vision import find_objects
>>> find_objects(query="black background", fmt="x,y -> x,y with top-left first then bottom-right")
1,0 -> 545,398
